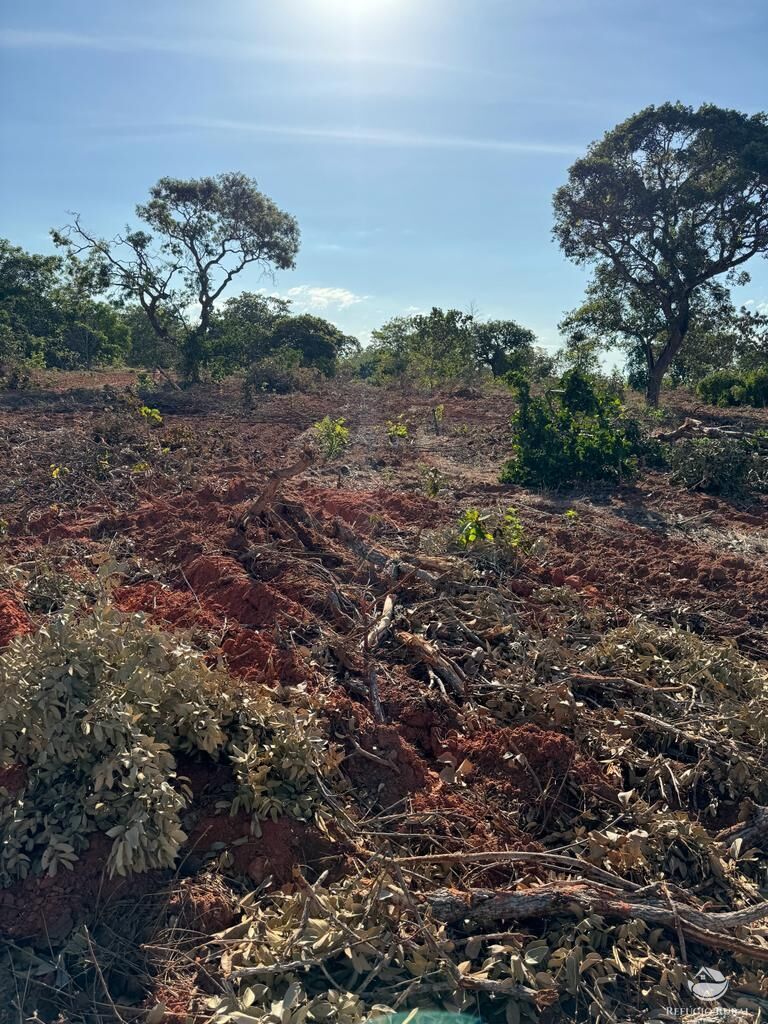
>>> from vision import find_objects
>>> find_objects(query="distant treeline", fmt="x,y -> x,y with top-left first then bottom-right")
3,100 -> 768,404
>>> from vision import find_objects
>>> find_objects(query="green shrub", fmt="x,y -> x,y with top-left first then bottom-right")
454,506 -> 527,552
696,368 -> 768,408
667,436 -> 768,496
744,368 -> 768,408
313,416 -> 350,460
243,347 -> 322,400
0,605 -> 335,884
385,417 -> 409,441
500,370 -> 642,488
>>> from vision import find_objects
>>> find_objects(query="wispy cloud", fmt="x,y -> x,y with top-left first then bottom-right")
0,28 -> 487,77
165,117 -> 581,156
285,285 -> 368,312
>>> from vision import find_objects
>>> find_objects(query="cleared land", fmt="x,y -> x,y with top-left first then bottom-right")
0,375 -> 767,1023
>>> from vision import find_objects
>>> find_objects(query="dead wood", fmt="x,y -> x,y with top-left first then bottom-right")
427,880 -> 768,962
365,594 -> 396,651
240,449 -> 314,524
656,416 -> 768,445
397,630 -> 468,697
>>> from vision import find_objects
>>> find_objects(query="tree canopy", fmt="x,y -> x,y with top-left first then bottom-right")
553,102 -> 768,403
53,173 -> 300,382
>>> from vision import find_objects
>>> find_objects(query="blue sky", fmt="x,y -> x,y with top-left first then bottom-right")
1,0 -> 767,349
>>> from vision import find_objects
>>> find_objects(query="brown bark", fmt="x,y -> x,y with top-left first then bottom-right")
427,880 -> 768,962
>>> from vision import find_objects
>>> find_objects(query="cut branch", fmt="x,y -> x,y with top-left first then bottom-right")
427,881 -> 768,963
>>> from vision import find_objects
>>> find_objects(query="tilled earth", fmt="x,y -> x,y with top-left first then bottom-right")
0,377 -> 767,1023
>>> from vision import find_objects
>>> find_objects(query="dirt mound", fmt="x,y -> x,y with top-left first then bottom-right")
186,813 -> 347,886
183,553 -> 306,627
0,591 -> 31,646
305,486 -> 439,530
460,724 -> 614,814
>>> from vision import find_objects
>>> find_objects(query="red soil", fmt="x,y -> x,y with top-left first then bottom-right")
0,591 -> 31,646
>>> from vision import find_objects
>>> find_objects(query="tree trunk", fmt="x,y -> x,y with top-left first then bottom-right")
645,318 -> 687,407
646,362 -> 664,407
182,331 -> 203,384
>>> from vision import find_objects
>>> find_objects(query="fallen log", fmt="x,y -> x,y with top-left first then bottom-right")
717,804 -> 768,851
656,417 -> 768,446
427,880 -> 768,963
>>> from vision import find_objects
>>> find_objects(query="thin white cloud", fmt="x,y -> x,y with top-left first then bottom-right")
168,117 -> 581,156
0,28 -> 492,77
286,285 -> 368,311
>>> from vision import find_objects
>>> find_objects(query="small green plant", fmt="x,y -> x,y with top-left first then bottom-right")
313,416 -> 350,460
564,508 -> 579,525
422,466 -> 445,497
50,463 -> 69,481
432,403 -> 445,435
498,507 -> 525,548
138,405 -> 163,426
455,506 -> 528,554
456,508 -> 493,547
385,417 -> 409,441
136,370 -> 153,390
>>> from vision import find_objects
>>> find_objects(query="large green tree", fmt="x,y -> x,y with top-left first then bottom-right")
559,266 -> 744,389
265,314 -> 358,376
0,239 -> 61,363
472,318 -> 538,377
553,102 -> 768,404
54,173 -> 300,382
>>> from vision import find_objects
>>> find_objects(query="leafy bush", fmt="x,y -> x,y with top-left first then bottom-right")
385,417 -> 409,441
744,367 -> 768,407
666,436 -> 768,496
313,416 -> 350,460
697,367 -> 768,407
500,370 -> 642,488
454,506 -> 527,552
0,605 -> 336,884
243,347 -> 322,400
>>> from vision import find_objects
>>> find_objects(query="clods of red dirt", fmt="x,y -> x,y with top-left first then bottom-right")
0,591 -> 31,646
0,836 -> 164,942
305,486 -> 439,531
459,724 -> 614,809
114,582 -> 223,631
186,813 -> 347,886
183,553 -> 306,627
345,724 -> 431,807
114,580 -> 309,685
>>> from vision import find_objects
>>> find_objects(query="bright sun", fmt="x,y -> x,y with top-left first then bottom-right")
311,0 -> 400,21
